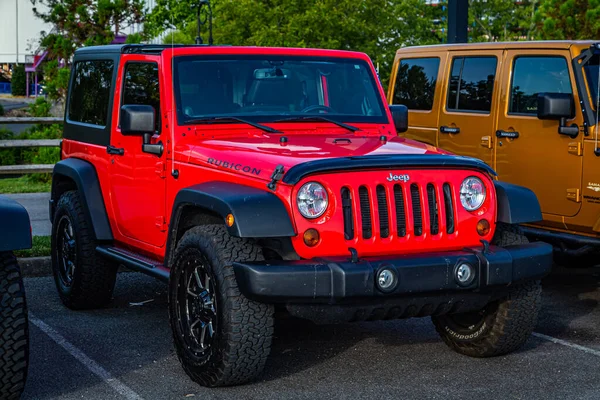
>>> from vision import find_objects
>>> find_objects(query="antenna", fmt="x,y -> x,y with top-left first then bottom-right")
595,57 -> 600,156
195,0 -> 214,46
171,3 -> 177,177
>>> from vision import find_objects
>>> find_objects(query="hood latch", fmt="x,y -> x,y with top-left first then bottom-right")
267,164 -> 285,191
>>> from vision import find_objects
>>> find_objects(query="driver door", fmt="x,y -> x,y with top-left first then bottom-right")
108,56 -> 167,248
495,50 -> 584,218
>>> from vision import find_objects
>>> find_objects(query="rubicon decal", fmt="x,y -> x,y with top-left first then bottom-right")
207,158 -> 261,176
587,182 -> 600,192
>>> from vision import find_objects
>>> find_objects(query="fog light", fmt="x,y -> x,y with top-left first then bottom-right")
376,268 -> 398,293
455,262 -> 475,286
303,229 -> 320,247
225,213 -> 235,227
477,219 -> 490,236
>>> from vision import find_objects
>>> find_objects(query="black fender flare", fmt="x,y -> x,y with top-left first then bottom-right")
494,181 -> 542,224
165,181 -> 295,266
0,196 -> 32,252
50,158 -> 113,241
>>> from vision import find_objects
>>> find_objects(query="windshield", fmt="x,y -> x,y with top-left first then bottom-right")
173,55 -> 387,125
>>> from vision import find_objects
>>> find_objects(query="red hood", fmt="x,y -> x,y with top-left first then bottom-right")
185,133 -> 449,181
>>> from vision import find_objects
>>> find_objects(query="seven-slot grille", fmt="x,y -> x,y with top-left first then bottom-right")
342,182 -> 456,240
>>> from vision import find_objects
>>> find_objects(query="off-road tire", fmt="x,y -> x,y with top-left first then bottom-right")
492,222 -> 529,247
431,223 -> 542,357
51,190 -> 118,309
0,252 -> 29,399
169,225 -> 274,387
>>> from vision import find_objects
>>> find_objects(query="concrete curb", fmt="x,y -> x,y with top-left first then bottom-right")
18,256 -> 51,277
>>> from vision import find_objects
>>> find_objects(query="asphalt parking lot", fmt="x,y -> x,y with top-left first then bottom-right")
22,266 -> 600,400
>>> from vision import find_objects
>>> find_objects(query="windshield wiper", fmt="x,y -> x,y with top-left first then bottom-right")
274,116 -> 361,132
183,116 -> 282,134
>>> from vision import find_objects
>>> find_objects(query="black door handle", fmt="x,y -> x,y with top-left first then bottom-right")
106,145 -> 124,155
496,130 -> 519,139
440,126 -> 460,134
333,138 -> 352,144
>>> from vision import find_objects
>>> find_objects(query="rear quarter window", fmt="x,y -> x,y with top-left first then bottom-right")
392,57 -> 440,111
68,60 -> 115,126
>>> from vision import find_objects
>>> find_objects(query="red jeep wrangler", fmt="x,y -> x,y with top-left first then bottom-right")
50,44 -> 552,387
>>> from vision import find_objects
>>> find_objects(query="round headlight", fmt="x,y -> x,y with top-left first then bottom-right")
460,177 -> 486,211
297,182 -> 328,219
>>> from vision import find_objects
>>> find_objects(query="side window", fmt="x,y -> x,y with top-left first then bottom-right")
69,60 -> 114,126
122,62 -> 161,131
447,56 -> 497,113
510,56 -> 572,115
393,57 -> 440,111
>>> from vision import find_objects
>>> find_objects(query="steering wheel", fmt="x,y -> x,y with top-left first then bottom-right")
301,104 -> 336,113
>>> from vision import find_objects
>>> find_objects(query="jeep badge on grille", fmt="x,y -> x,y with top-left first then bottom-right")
387,173 -> 410,182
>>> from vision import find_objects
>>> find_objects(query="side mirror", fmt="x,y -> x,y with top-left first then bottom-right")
120,104 -> 155,135
537,93 -> 579,138
389,104 -> 408,134
120,105 -> 163,156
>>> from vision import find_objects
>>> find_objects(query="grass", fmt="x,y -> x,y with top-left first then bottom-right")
14,236 -> 51,258
0,176 -> 51,194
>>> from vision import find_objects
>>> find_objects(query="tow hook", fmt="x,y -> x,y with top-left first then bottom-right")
267,164 -> 285,191
349,247 -> 359,263
480,239 -> 490,255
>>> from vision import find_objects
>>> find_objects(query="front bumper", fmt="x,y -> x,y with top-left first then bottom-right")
233,242 -> 552,304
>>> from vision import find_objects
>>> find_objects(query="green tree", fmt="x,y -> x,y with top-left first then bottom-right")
469,0 -> 534,41
30,0 -> 147,100
146,0 -> 442,87
426,1 -> 539,42
11,64 -> 27,96
533,0 -> 600,39
42,60 -> 71,101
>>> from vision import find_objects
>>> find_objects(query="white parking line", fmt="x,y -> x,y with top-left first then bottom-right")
533,332 -> 600,357
29,314 -> 144,400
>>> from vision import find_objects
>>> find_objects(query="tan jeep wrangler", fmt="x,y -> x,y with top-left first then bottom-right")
388,41 -> 600,266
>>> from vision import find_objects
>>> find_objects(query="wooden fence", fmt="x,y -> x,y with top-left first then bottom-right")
0,117 -> 63,175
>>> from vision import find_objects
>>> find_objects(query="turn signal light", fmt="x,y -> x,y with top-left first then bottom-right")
303,229 -> 320,247
226,213 -> 235,227
477,219 -> 490,236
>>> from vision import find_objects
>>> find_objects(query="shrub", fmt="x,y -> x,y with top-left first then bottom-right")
20,125 -> 61,183
29,97 -> 52,117
0,128 -> 19,166
0,124 -> 61,183
11,64 -> 26,96
0,103 -> 4,116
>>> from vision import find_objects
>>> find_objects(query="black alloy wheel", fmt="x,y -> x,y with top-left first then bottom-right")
176,257 -> 217,362
56,214 -> 76,288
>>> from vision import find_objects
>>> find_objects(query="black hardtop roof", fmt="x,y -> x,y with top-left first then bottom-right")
74,44 -> 226,55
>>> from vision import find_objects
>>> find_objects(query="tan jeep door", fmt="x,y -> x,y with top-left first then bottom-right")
389,53 -> 447,146
437,50 -> 503,167
495,50 -> 584,217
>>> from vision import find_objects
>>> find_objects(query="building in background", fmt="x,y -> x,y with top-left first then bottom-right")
0,0 -> 51,94
0,0 -> 51,65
